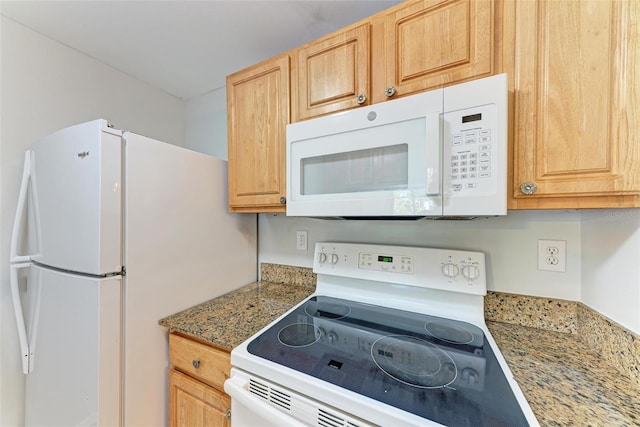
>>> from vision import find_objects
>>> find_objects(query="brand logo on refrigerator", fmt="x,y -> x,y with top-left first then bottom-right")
77,151 -> 90,159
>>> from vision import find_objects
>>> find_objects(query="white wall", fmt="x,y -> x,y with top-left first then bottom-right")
581,209 -> 640,333
184,87 -> 227,160
258,211 -> 582,300
0,17 -> 185,426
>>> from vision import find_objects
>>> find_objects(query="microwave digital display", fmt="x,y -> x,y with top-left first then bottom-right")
378,256 -> 393,263
462,113 -> 482,123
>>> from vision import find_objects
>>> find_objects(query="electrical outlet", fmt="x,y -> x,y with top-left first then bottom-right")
296,230 -> 308,251
537,239 -> 566,272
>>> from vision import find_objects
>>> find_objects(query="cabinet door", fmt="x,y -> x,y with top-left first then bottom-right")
169,369 -> 230,427
377,0 -> 494,103
292,23 -> 370,121
227,54 -> 289,212
509,0 -> 640,208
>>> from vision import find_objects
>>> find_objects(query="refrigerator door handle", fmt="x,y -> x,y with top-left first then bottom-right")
10,150 -> 41,263
10,262 -> 32,374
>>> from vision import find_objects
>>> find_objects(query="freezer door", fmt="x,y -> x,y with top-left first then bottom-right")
23,264 -> 121,427
29,119 -> 122,275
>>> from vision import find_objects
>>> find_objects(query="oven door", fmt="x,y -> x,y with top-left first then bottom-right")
225,368 -> 376,427
286,89 -> 444,218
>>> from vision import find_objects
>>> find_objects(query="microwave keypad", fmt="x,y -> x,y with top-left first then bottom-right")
450,129 -> 492,191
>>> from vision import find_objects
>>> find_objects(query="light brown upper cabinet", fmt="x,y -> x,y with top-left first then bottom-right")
227,54 -> 290,213
292,24 -> 371,122
373,0 -> 495,104
507,0 -> 640,209
292,0 -> 497,121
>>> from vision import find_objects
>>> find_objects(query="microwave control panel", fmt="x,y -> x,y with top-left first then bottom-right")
444,104 -> 498,195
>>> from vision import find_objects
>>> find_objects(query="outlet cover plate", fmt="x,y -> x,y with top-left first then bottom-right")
538,239 -> 566,272
296,230 -> 308,251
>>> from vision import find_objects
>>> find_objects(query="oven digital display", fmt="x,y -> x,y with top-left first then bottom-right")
378,256 -> 393,263
462,113 -> 482,123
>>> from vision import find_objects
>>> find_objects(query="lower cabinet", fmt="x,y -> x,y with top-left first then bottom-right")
168,333 -> 231,427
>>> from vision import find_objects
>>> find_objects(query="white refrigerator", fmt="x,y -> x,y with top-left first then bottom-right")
8,119 -> 257,426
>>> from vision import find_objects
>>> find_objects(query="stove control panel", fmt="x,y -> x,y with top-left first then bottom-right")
358,252 -> 414,274
314,242 -> 487,296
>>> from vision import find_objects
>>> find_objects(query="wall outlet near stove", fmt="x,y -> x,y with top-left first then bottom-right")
537,239 -> 566,272
296,230 -> 308,251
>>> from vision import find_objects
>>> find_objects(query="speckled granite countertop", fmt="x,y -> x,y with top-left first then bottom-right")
159,280 -> 315,350
160,280 -> 639,426
487,321 -> 639,426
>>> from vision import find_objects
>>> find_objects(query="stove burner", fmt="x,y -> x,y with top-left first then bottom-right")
278,323 -> 321,347
425,321 -> 474,345
304,300 -> 351,320
371,335 -> 457,389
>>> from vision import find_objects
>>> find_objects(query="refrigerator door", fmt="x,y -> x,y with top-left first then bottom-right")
28,119 -> 122,275
22,264 -> 121,427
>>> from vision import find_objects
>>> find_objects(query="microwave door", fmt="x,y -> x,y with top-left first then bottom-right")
287,116 -> 442,217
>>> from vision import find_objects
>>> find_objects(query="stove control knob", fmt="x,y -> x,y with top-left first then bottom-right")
318,252 -> 327,264
327,331 -> 338,344
330,253 -> 339,265
462,265 -> 480,280
461,367 -> 479,384
441,263 -> 459,278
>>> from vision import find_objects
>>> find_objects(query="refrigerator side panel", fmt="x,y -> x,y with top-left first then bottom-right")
123,133 -> 257,426
24,265 -> 121,427
29,119 -> 122,275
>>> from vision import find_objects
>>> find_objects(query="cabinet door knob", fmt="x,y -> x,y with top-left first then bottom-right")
385,86 -> 396,97
279,196 -> 286,204
356,93 -> 367,105
192,359 -> 200,369
520,182 -> 538,195
226,409 -> 231,420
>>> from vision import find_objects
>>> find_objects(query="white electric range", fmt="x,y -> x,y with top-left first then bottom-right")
225,242 -> 539,426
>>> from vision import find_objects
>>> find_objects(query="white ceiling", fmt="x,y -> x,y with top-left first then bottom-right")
1,0 -> 400,99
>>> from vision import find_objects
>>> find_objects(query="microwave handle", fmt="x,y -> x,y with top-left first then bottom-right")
425,113 -> 441,196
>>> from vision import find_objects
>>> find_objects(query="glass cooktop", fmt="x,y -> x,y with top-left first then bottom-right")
247,295 -> 529,426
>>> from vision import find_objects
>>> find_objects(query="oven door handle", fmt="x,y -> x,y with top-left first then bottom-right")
224,376 -> 309,427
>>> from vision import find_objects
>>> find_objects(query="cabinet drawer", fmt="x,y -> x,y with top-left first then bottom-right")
169,334 -> 230,391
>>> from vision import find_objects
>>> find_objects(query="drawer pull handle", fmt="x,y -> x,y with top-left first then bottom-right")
192,359 -> 200,369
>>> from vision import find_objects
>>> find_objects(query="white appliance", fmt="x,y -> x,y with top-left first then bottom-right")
286,74 -> 507,218
9,119 -> 257,426
225,242 -> 539,427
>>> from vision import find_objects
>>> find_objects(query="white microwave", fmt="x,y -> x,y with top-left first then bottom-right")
286,73 -> 507,218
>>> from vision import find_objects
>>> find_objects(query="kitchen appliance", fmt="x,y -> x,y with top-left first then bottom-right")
225,242 -> 538,426
8,119 -> 257,426
286,74 -> 507,219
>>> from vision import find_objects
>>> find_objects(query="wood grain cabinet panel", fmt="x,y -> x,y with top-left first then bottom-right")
508,0 -> 640,208
293,24 -> 370,121
227,54 -> 289,212
169,334 -> 230,389
168,334 -> 231,427
168,370 -> 230,427
292,0 -> 496,119
376,0 -> 494,103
